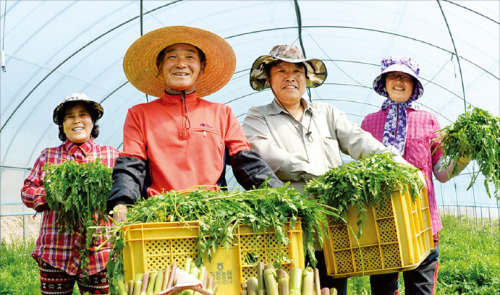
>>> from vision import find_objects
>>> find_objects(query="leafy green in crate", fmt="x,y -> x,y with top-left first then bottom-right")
304,152 -> 423,236
43,159 -> 114,274
435,106 -> 500,198
106,184 -> 337,291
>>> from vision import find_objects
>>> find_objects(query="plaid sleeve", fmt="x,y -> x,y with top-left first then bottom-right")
21,150 -> 48,211
429,113 -> 443,165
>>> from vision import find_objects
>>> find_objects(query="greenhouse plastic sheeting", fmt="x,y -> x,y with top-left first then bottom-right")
0,1 -> 498,208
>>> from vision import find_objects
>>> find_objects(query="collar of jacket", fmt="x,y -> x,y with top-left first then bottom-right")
64,137 -> 94,156
160,91 -> 199,106
268,97 -> 313,116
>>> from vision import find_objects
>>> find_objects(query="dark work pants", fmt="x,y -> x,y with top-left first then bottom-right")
370,242 -> 440,295
311,250 -> 348,295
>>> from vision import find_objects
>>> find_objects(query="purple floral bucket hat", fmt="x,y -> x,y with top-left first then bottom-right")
373,56 -> 424,101
250,45 -> 327,91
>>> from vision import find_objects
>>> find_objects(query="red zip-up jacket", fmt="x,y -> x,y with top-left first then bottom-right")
107,92 -> 282,210
122,92 -> 249,194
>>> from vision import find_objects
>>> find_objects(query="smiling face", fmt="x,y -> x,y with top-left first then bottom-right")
268,61 -> 306,106
385,71 -> 414,103
159,43 -> 205,94
62,102 -> 94,144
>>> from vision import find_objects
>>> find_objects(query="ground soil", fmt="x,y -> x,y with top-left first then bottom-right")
1,205 -> 41,243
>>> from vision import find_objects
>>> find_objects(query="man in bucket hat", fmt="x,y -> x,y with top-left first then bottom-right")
107,26 -> 283,222
242,45 -> 413,295
22,93 -> 119,295
361,57 -> 471,295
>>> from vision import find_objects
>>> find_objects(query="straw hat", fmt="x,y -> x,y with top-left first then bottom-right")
373,56 -> 424,101
53,93 -> 103,124
250,45 -> 327,91
123,26 -> 236,98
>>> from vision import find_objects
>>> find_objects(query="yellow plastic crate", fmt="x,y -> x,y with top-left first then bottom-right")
323,187 -> 434,278
122,220 -> 304,294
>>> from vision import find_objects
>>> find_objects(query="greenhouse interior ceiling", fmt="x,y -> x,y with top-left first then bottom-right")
0,0 -> 499,210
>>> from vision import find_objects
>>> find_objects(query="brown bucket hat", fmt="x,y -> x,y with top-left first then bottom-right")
250,44 -> 327,91
123,26 -> 236,98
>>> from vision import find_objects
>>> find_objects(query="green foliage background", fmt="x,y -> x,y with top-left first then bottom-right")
436,215 -> 500,294
1,214 -> 498,295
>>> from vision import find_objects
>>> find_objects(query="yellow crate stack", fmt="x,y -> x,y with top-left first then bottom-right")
121,220 -> 304,294
323,187 -> 434,278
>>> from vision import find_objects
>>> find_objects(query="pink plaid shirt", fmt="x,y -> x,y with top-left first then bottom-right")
361,108 -> 443,234
21,138 -> 119,276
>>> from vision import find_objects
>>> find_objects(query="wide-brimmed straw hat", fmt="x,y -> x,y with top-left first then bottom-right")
250,44 -> 327,91
123,26 -> 236,98
53,93 -> 103,124
373,56 -> 424,101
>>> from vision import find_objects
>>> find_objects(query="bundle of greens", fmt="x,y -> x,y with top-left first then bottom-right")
436,106 -> 500,198
44,159 -> 113,230
106,184 -> 336,291
43,159 -> 114,273
304,152 -> 423,236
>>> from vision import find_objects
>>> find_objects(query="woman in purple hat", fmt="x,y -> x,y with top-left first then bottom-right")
361,57 -> 471,295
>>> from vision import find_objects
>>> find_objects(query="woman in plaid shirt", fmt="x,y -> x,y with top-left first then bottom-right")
21,93 -> 119,295
361,57 -> 471,295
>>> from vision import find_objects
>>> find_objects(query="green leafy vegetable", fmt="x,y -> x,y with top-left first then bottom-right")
107,185 -> 337,291
436,106 -> 500,198
43,159 -> 114,275
304,152 -> 423,236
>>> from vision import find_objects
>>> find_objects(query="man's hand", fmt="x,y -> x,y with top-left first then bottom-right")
147,187 -> 161,196
112,204 -> 128,224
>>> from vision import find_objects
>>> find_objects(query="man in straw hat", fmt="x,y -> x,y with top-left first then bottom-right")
107,26 -> 283,222
361,56 -> 471,295
22,93 -> 119,294
242,45 -> 417,294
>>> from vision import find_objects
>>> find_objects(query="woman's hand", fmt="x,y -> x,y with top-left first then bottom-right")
417,170 -> 427,188
34,204 -> 49,212
458,154 -> 472,165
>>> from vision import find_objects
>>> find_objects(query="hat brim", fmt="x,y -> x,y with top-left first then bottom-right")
53,101 -> 103,124
123,26 -> 236,98
249,55 -> 327,91
373,63 -> 424,99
